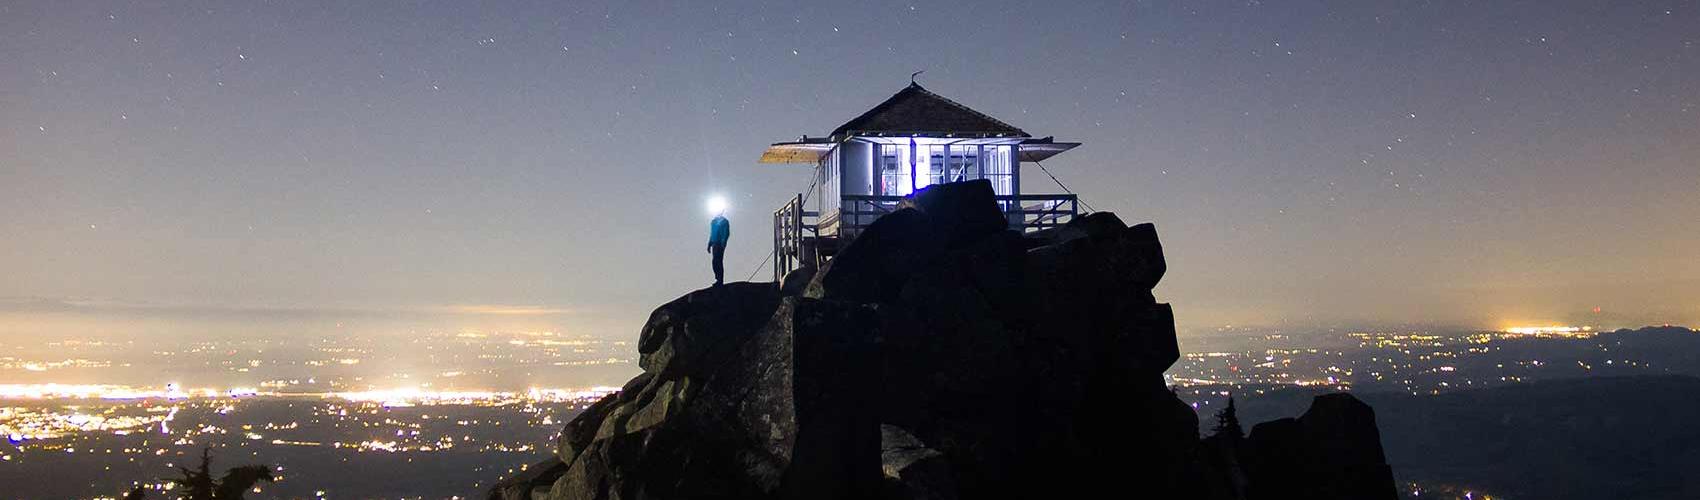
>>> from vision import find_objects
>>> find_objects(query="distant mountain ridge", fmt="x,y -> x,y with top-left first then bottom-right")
1600,326 -> 1700,376
486,180 -> 1397,500
1608,325 -> 1697,335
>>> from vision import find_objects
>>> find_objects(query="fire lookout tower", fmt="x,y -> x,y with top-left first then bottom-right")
763,83 -> 1082,281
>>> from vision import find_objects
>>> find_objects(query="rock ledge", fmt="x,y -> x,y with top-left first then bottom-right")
491,180 -> 1395,500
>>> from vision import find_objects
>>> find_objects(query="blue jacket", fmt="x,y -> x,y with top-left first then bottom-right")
708,216 -> 731,247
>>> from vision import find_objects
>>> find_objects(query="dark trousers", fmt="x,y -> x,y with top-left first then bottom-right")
710,243 -> 726,284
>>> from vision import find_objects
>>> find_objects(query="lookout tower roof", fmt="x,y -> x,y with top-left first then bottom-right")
829,83 -> 1030,139
759,83 -> 1079,164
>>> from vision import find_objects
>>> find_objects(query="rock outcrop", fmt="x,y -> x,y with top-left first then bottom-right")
490,180 -> 1396,500
1244,394 -> 1398,500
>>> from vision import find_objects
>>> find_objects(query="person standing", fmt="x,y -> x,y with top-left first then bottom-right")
707,209 -> 731,286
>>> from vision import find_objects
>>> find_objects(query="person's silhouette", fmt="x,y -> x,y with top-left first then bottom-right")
707,210 -> 731,286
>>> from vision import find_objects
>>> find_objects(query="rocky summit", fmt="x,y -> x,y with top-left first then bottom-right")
490,180 -> 1396,500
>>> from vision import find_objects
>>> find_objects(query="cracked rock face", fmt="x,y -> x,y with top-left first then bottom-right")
489,180 -> 1396,500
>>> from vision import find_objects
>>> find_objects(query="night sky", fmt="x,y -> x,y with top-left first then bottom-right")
2,0 -> 1697,341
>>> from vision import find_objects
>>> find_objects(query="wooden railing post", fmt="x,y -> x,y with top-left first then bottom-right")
791,194 -> 804,269
772,204 -> 783,282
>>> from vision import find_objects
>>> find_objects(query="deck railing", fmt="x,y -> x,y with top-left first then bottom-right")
838,194 -> 1078,235
772,194 -> 816,281
772,193 -> 1078,281
1006,194 -> 1079,230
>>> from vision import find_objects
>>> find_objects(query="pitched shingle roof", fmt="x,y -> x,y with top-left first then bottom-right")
829,83 -> 1029,138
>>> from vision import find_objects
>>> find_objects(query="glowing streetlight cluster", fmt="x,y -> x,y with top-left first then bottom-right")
1503,325 -> 1593,336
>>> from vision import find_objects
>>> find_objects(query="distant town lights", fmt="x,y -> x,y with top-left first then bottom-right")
1503,325 -> 1588,335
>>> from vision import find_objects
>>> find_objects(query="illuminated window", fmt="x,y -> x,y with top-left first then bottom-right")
877,144 -> 910,196
947,145 -> 980,183
820,146 -> 841,216
922,145 -> 945,188
982,145 -> 1013,195
876,143 -> 1011,196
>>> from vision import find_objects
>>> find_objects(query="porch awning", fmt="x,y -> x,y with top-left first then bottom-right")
758,138 -> 836,164
1016,138 -> 1081,163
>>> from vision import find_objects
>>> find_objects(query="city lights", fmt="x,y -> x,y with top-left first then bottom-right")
1503,326 -> 1594,337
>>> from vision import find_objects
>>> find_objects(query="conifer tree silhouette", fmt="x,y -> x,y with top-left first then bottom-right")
154,448 -> 275,500
1211,397 -> 1244,442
